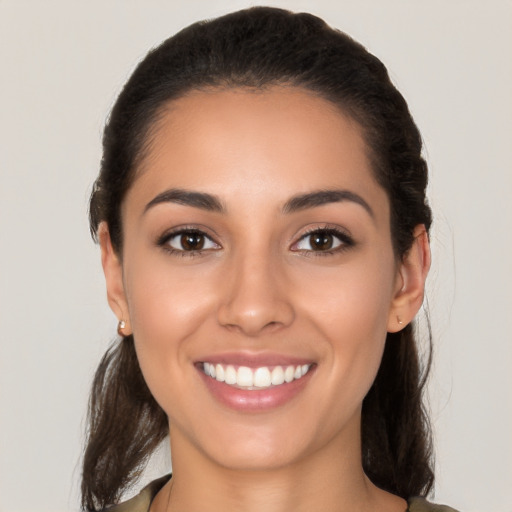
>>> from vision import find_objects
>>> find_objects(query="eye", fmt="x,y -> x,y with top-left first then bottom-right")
292,228 -> 353,253
162,229 -> 220,253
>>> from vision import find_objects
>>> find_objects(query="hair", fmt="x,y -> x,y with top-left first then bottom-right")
82,7 -> 433,511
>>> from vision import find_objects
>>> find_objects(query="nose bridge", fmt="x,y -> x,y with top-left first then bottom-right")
217,241 -> 294,335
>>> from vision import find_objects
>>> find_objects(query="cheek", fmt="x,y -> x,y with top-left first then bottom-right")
121,253 -> 220,408
295,251 -> 397,387
297,251 -> 396,333
123,244 -> 219,338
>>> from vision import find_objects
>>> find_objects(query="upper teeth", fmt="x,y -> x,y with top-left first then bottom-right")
203,363 -> 311,389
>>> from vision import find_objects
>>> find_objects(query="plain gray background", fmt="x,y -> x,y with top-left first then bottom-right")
1,1 -> 511,511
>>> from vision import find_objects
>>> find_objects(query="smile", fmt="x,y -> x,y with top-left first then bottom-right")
202,362 -> 312,390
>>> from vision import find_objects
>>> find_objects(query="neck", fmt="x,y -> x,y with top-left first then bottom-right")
151,422 -> 406,512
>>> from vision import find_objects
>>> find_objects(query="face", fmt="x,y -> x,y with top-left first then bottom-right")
102,87 -> 423,472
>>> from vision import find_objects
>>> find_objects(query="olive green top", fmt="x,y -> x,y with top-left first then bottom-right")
106,475 -> 459,512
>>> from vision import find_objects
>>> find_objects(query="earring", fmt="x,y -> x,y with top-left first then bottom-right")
397,316 -> 404,326
117,320 -> 127,336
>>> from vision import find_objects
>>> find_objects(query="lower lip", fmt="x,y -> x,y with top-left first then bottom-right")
198,367 -> 314,412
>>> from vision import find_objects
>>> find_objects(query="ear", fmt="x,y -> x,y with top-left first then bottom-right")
387,225 -> 431,333
98,222 -> 132,336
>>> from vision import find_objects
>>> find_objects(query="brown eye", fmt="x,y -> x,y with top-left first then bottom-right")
309,232 -> 334,251
293,229 -> 349,253
180,232 -> 205,250
165,230 -> 219,252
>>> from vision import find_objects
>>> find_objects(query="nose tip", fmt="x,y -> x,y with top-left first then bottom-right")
216,263 -> 295,336
218,302 -> 293,336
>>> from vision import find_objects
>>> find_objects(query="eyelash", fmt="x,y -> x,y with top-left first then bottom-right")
291,226 -> 355,256
157,227 -> 220,258
156,225 -> 355,258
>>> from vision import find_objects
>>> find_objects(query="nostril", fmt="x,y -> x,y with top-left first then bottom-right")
217,302 -> 294,336
216,265 -> 295,335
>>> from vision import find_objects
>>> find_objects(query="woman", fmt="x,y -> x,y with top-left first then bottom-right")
82,7 -> 458,512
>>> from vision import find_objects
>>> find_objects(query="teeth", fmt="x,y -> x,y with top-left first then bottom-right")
237,366 -> 254,387
254,367 -> 271,387
204,362 -> 215,377
215,364 -> 224,382
225,365 -> 237,385
271,366 -> 285,385
284,365 -> 295,383
202,362 -> 311,389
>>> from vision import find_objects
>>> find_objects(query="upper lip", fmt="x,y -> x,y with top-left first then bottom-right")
196,351 -> 315,368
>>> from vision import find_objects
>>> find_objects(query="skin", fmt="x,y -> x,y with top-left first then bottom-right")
100,87 -> 430,512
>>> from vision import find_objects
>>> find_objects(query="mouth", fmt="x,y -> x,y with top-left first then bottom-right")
202,362 -> 312,390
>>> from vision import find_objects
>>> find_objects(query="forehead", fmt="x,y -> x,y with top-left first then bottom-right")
126,86 -> 388,220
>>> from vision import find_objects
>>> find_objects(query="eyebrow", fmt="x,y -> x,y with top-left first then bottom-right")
144,187 -> 374,219
282,189 -> 374,218
144,188 -> 225,214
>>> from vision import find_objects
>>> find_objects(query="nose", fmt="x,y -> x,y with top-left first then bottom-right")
216,250 -> 295,336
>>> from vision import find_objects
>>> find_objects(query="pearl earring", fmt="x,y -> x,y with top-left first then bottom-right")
117,320 -> 127,336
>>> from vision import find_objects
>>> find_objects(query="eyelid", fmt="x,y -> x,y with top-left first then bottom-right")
290,224 -> 355,253
156,225 -> 221,254
156,223 -> 354,256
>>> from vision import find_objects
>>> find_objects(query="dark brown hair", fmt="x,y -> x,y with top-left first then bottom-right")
83,7 -> 433,510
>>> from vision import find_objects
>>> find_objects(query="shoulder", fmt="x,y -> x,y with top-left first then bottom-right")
104,475 -> 171,512
408,497 -> 460,512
